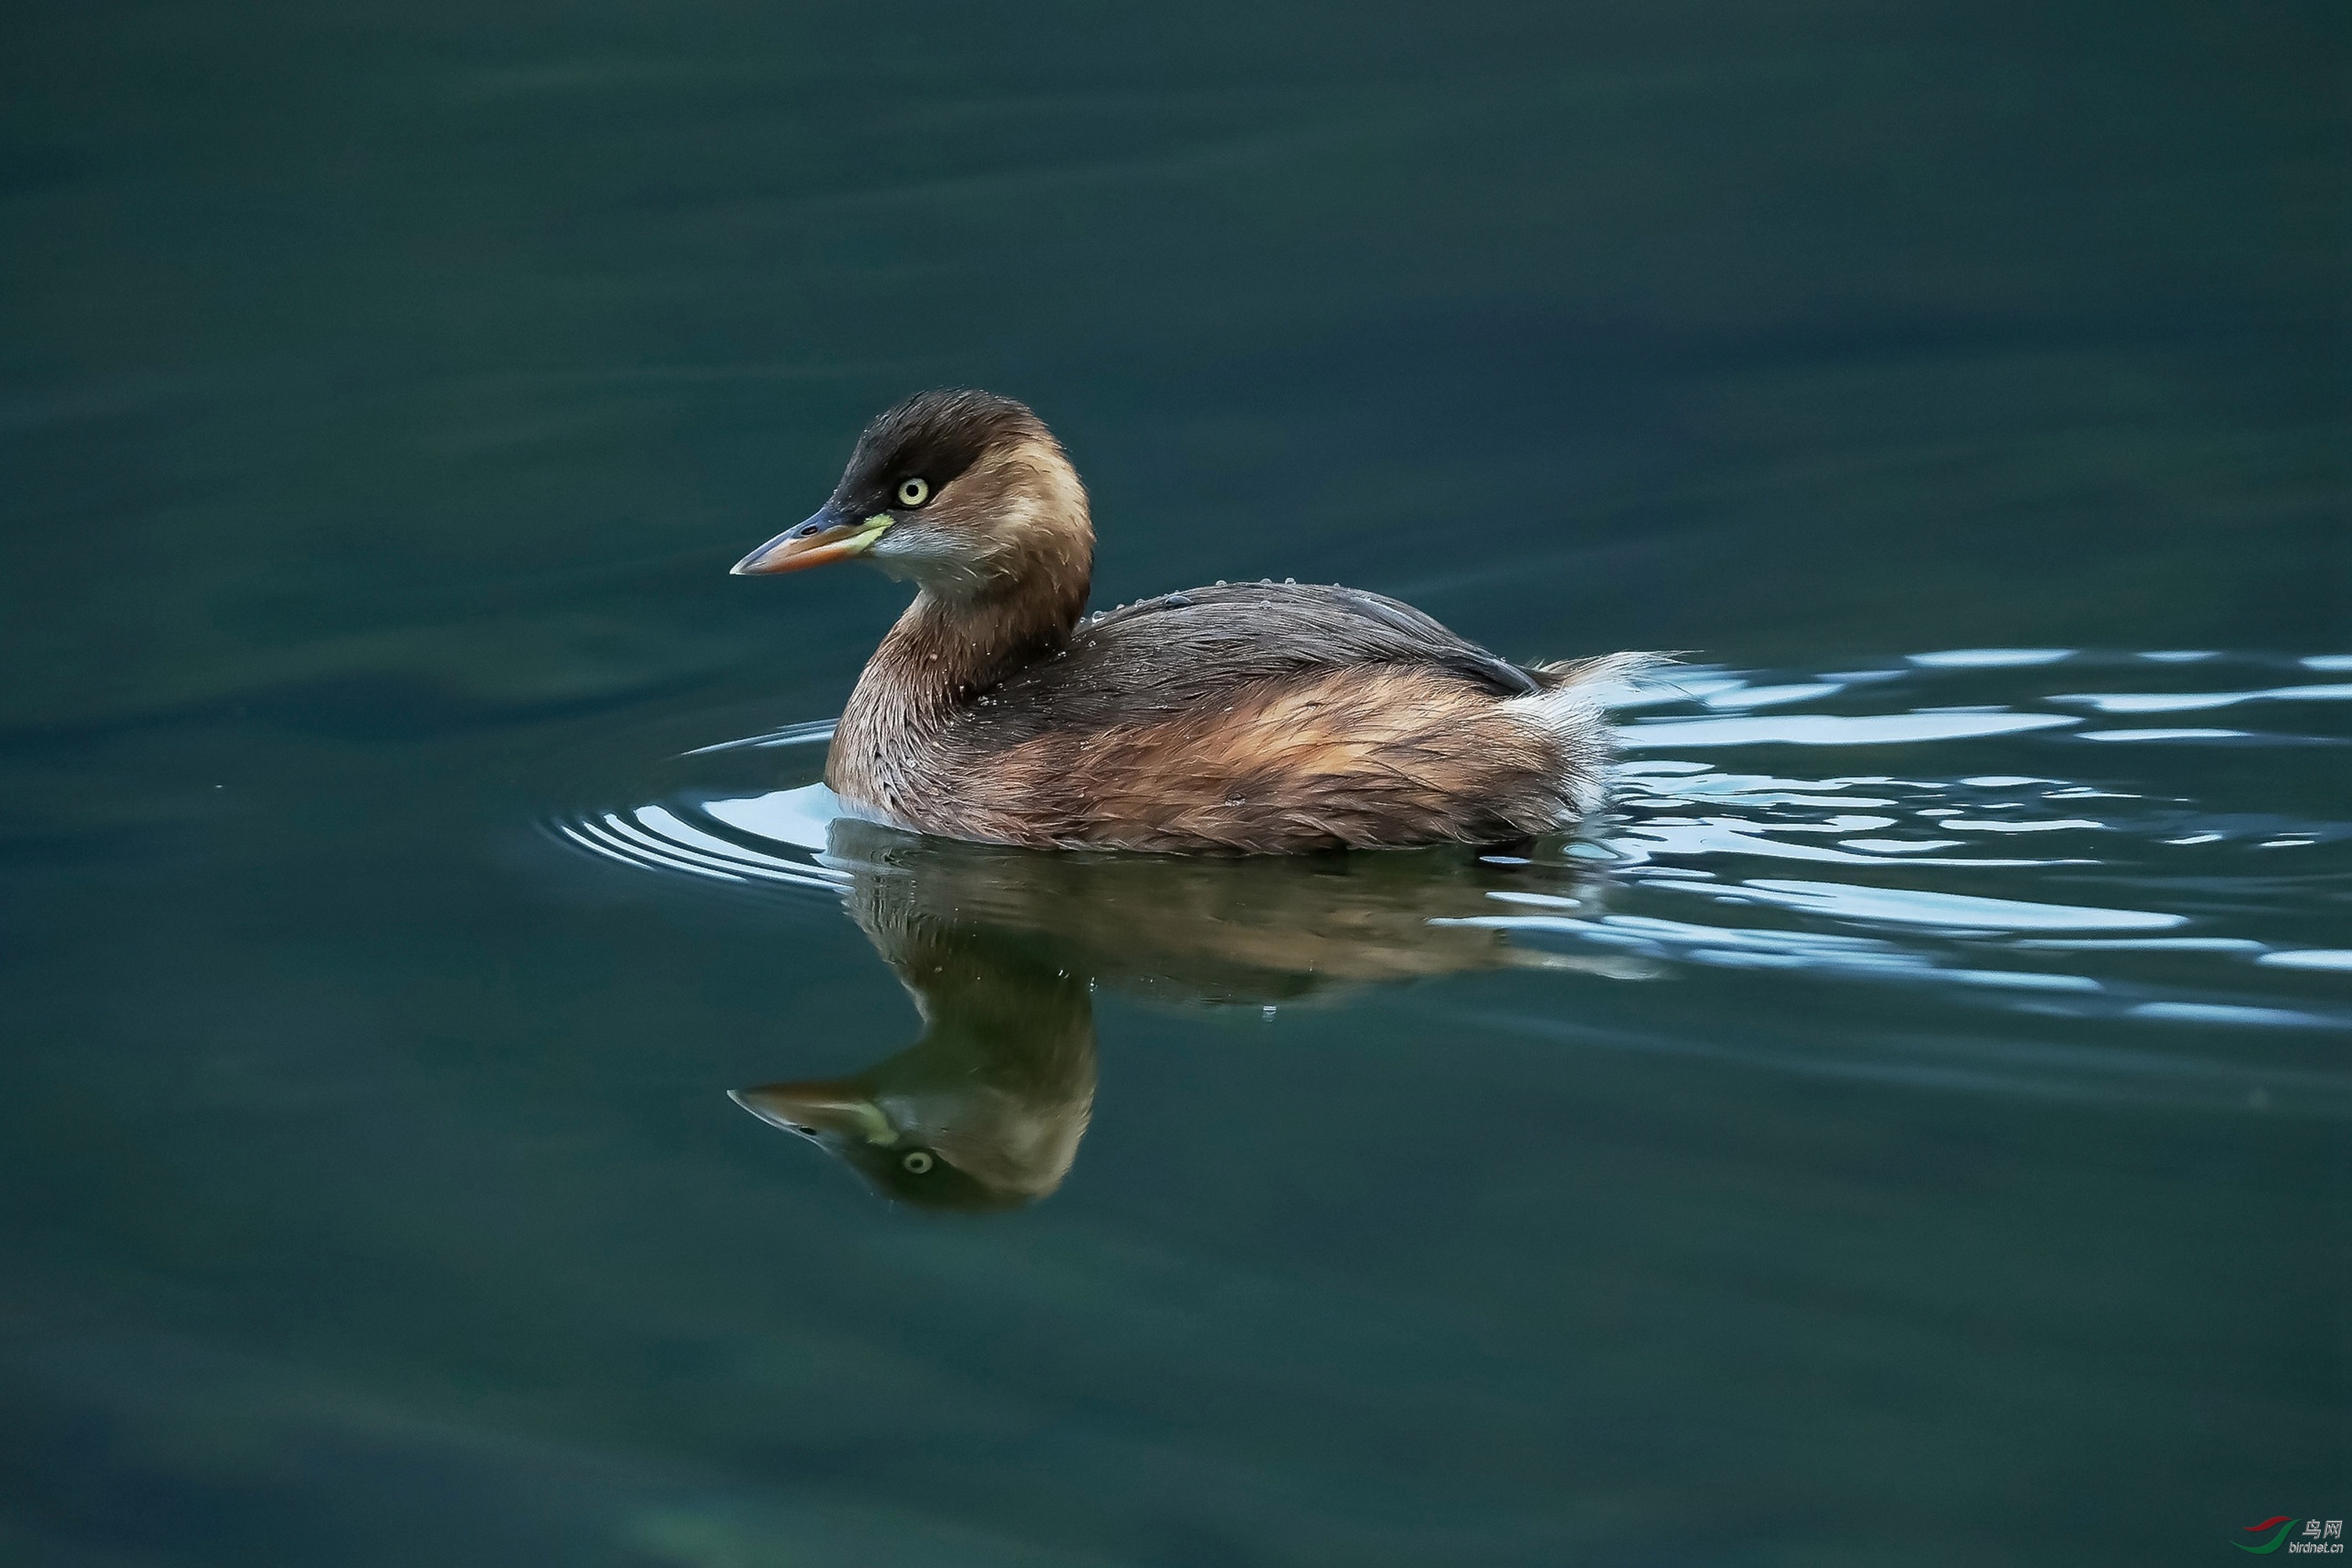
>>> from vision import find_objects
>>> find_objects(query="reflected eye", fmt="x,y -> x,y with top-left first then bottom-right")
896,477 -> 930,507
901,1150 -> 934,1174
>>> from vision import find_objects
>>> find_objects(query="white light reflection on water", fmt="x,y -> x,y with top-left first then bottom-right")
1700,682 -> 1844,710
2260,950 -> 2352,972
704,785 -> 850,852
553,786 -> 849,898
1614,818 -> 2062,869
2015,938 -> 2266,953
2082,728 -> 2250,742
1622,712 -> 2078,747
1693,878 -> 2181,931
1907,648 -> 2074,667
680,718 -> 838,755
2130,1002 -> 2333,1029
2053,682 -> 2352,714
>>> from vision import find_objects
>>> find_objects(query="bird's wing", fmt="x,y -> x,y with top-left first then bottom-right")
977,580 -> 1538,737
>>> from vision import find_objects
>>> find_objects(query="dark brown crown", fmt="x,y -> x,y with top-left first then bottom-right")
829,390 -> 1054,514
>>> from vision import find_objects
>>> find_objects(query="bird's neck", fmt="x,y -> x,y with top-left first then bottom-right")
829,553 -> 1091,812
872,564 -> 1090,708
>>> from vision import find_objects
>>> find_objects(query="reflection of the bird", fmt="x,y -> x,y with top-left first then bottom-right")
734,818 -> 1622,1210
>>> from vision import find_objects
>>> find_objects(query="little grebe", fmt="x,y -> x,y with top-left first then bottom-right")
733,390 -> 1650,855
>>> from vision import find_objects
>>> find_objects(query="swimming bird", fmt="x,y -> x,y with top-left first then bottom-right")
733,390 -> 1649,854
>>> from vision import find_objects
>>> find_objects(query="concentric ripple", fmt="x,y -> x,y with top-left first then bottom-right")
549,719 -> 849,901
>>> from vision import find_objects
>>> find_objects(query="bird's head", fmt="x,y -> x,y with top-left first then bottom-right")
729,1065 -> 1089,1214
731,389 -> 1091,601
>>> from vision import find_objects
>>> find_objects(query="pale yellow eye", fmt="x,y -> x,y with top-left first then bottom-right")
902,1150 -> 933,1174
896,477 -> 929,507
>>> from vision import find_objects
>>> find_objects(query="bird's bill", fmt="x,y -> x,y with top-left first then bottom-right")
730,509 -> 891,575
729,1082 -> 895,1143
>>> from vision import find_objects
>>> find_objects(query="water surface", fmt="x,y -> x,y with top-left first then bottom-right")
3,2 -> 2347,1563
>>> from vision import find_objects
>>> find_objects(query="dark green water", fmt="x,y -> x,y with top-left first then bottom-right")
4,4 -> 2347,1563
